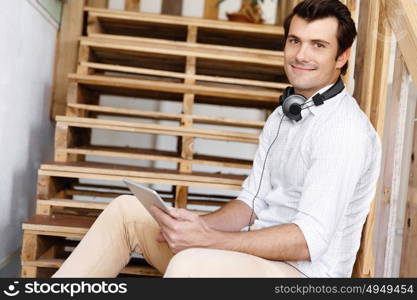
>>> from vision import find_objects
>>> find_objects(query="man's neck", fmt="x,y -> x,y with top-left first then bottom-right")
294,75 -> 340,99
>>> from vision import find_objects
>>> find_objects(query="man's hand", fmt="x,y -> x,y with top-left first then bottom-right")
151,206 -> 215,254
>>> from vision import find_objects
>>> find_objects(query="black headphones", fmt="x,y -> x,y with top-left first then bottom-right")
279,77 -> 345,122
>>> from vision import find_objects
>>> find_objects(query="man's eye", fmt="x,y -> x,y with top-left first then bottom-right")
315,43 -> 325,48
289,39 -> 299,44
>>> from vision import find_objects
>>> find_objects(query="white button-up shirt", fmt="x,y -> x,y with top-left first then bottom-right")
237,85 -> 382,277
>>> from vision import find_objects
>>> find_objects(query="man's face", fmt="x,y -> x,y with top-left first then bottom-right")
283,15 -> 349,98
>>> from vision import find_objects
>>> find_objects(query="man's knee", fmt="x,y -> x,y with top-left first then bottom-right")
107,194 -> 154,224
164,248 -> 216,277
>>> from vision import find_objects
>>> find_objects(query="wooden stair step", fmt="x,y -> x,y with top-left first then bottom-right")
68,103 -> 265,129
69,73 -> 280,105
80,62 -> 288,90
21,258 -> 161,277
56,115 -> 259,144
22,214 -> 94,237
62,144 -> 253,169
82,34 -> 284,66
37,198 -> 223,215
22,214 -> 162,277
85,6 -> 284,36
39,161 -> 245,190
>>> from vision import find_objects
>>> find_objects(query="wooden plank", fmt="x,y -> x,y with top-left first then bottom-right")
55,116 -> 259,143
80,62 -> 287,90
161,0 -> 183,16
22,258 -> 161,277
85,7 -> 285,36
82,34 -> 284,66
68,103 -> 265,129
39,170 -> 242,190
204,0 -> 219,19
62,145 -> 252,169
38,166 -> 243,191
37,199 -> 108,211
51,0 -> 85,118
373,49 -> 413,277
21,266 -> 38,278
399,83 -> 417,277
87,0 -> 108,8
21,233 -> 57,262
176,25 -> 197,208
68,73 -> 280,104
400,83 -> 417,276
352,4 -> 392,278
39,161 -> 245,185
23,215 -> 94,234
124,0 -> 140,12
353,0 -> 380,116
382,0 -> 417,88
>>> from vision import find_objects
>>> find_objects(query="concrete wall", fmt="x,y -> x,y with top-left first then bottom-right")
0,0 -> 56,267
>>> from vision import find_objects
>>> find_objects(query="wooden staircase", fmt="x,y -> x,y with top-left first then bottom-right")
20,6 -> 287,277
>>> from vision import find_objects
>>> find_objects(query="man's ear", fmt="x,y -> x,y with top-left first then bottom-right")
336,48 -> 351,70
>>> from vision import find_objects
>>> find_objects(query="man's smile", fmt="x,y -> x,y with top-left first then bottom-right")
290,64 -> 316,71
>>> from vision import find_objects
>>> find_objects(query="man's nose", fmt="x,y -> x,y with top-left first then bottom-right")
295,44 -> 309,63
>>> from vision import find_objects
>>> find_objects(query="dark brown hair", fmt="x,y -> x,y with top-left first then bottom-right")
283,0 -> 357,75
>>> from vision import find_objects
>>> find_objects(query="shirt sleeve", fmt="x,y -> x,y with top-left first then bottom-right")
292,124 -> 372,262
236,115 -> 276,216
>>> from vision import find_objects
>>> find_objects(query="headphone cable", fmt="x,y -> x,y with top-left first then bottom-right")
248,113 -> 285,231
247,112 -> 310,278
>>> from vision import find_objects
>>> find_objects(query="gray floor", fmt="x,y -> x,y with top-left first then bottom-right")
0,250 -> 21,277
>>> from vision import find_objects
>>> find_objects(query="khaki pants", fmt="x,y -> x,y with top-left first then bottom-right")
52,195 -> 305,278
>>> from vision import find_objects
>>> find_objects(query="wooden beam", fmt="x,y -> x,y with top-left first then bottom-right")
352,0 -> 392,278
176,25 -> 197,208
382,0 -> 417,89
161,0 -> 183,15
353,0 -> 379,116
400,92 -> 417,276
55,116 -> 259,143
39,161 -> 245,190
85,7 -> 284,36
51,0 -> 85,118
80,62 -> 287,90
87,0 -> 108,8
373,49 -> 414,277
204,0 -> 219,19
124,0 -> 140,12
68,73 -> 281,103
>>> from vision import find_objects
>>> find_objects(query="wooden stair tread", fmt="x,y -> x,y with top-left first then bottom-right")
38,161 -> 246,190
69,73 -> 280,103
80,62 -> 287,90
85,6 -> 284,36
22,258 -> 161,276
68,103 -> 266,129
40,161 -> 246,180
22,214 -> 94,233
82,34 -> 283,65
63,145 -> 253,169
55,115 -> 259,143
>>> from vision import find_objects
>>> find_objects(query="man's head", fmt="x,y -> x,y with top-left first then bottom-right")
283,0 -> 357,98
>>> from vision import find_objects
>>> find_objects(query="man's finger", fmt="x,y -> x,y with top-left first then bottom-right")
169,208 -> 196,221
151,206 -> 177,230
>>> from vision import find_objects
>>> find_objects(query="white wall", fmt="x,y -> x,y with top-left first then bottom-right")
0,0 -> 56,266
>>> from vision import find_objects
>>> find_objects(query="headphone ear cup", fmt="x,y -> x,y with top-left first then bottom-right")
282,94 -> 307,122
279,87 -> 292,106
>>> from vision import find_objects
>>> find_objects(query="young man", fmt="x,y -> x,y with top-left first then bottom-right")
53,0 -> 381,278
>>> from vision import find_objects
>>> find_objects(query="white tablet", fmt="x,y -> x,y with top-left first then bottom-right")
123,178 -> 171,217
